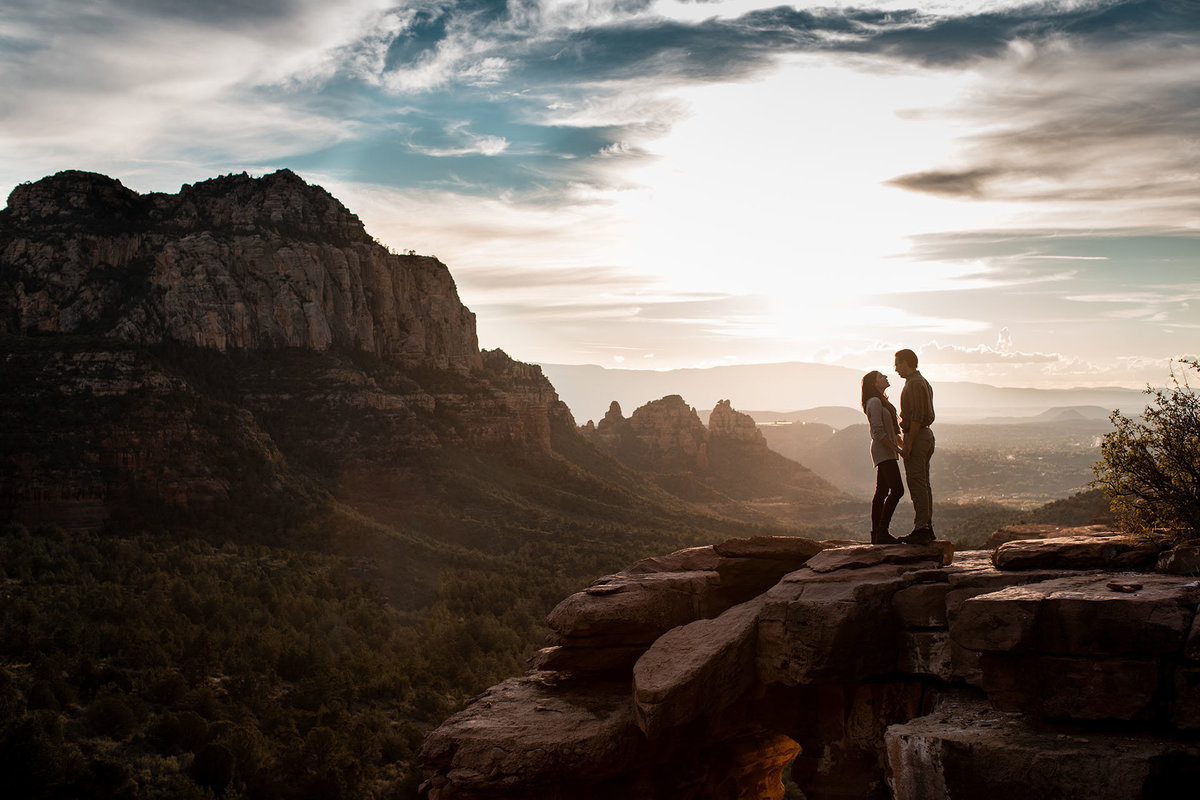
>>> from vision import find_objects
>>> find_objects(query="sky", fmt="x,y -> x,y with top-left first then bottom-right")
1,0 -> 1197,389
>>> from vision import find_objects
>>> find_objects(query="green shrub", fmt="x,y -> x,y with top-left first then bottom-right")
86,693 -> 138,740
1093,358 -> 1200,540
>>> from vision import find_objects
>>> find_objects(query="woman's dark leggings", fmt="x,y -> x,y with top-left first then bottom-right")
872,459 -> 905,537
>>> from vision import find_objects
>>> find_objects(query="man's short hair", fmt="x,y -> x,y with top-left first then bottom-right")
895,348 -> 918,369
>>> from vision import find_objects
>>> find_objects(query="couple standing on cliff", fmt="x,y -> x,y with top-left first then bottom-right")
861,349 -> 936,545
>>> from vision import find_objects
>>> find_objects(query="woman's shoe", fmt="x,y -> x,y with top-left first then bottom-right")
872,530 -> 900,545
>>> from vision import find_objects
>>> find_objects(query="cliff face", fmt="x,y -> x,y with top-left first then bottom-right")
421,528 -> 1200,799
0,170 -> 581,542
2,169 -> 480,370
584,395 -> 849,520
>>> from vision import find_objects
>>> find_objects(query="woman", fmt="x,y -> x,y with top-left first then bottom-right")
861,370 -> 903,544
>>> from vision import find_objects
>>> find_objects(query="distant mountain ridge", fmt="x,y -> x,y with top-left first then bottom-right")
539,362 -> 1144,425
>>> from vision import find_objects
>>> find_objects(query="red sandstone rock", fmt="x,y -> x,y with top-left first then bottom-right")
757,563 -> 943,686
952,573 -> 1200,656
546,570 -> 724,646
985,523 -> 1113,550
4,170 -> 483,370
633,596 -> 767,737
981,653 -> 1162,720
805,541 -> 953,573
419,674 -> 643,799
992,534 -> 1163,570
713,535 -> 829,560
708,399 -> 765,444
1158,543 -> 1200,575
892,582 -> 952,627
626,545 -> 724,574
1172,666 -> 1200,729
885,691 -> 1200,800
424,551 -> 1200,799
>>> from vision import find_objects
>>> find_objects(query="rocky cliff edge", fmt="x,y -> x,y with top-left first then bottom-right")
421,526 -> 1200,799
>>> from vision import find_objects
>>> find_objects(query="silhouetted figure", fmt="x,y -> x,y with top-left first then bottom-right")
861,370 -> 903,544
894,349 -> 935,543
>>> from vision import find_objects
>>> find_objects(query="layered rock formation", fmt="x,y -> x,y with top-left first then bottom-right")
421,529 -> 1200,799
0,171 -> 579,538
583,396 -> 848,520
3,169 -> 480,370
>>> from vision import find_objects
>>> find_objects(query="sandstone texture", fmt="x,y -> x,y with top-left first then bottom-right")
992,533 -> 1163,570
1,171 -> 576,532
985,522 -> 1113,550
2,170 -> 480,370
885,690 -> 1200,800
423,533 -> 1200,800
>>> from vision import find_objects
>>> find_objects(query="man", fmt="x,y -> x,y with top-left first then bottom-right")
894,349 -> 935,543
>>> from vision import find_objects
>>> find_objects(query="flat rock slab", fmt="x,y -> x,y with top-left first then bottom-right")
626,545 -> 723,574
886,692 -> 1200,800
986,524 -> 1113,550
420,674 -> 642,792
993,534 -> 1163,571
712,535 -> 831,560
952,572 -> 1200,655
806,541 -> 954,573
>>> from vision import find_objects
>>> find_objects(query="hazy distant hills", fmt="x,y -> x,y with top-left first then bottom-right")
582,396 -> 850,525
760,411 -> 1113,508
539,362 -> 1144,425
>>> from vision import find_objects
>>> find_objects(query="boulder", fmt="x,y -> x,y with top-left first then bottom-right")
528,644 -> 650,674
985,523 -> 1113,550
1158,543 -> 1200,575
419,674 -> 643,798
633,596 -> 767,737
546,570 -> 725,645
992,534 -> 1164,571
